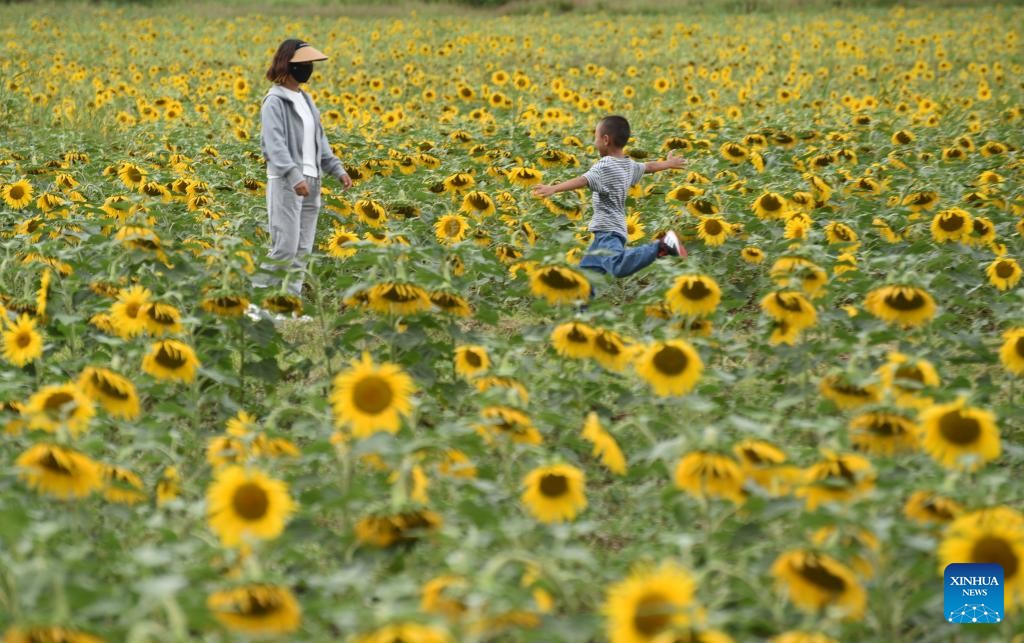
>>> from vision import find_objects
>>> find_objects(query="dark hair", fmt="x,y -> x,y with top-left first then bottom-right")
598,115 -> 631,148
266,39 -> 303,83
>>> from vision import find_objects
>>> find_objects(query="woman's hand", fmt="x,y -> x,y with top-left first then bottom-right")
293,179 -> 310,196
531,184 -> 558,199
339,173 -> 353,190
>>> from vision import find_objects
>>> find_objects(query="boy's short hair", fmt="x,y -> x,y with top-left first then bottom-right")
598,115 -> 631,148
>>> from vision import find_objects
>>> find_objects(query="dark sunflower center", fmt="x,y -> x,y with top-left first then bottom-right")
833,226 -> 851,240
352,376 -> 393,414
866,417 -> 901,437
692,200 -> 715,214
567,326 -> 589,344
39,450 -> 73,475
16,332 -> 32,348
1016,337 -> 1024,359
9,185 -> 25,200
469,194 -> 489,209
465,351 -> 482,368
155,346 -> 187,370
538,473 -> 569,497
774,293 -> 805,312
443,219 -> 462,236
741,447 -> 764,464
653,346 -> 689,376
93,373 -> 130,400
432,294 -> 461,310
923,500 -> 954,521
126,302 -> 142,318
894,366 -> 924,385
594,334 -> 620,356
796,558 -> 847,593
147,307 -> 175,325
240,591 -> 281,617
831,382 -> 872,398
703,220 -> 723,235
896,132 -> 911,144
43,392 -> 74,412
232,483 -> 270,521
680,280 -> 712,300
633,592 -> 673,636
938,214 -> 965,231
995,262 -> 1015,279
539,268 -> 581,290
938,410 -> 981,445
381,286 -> 421,303
884,289 -> 926,311
215,297 -> 243,310
971,536 -> 1019,579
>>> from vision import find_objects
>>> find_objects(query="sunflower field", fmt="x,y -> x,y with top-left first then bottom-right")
1,2 -> 1023,641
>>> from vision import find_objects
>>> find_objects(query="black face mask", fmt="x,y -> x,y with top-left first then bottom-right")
289,62 -> 313,83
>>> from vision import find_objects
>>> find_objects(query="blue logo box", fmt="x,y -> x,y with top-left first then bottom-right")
944,563 -> 1004,624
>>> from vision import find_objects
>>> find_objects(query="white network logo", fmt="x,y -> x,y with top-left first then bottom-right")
948,603 -> 1001,623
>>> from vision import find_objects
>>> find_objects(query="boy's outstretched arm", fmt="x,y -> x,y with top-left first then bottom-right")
644,154 -> 687,174
532,175 -> 588,199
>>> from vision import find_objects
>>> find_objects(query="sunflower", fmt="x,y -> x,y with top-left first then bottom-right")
421,575 -> 469,619
665,185 -> 704,204
102,464 -> 146,505
819,375 -> 880,410
461,190 -> 496,217
695,217 -> 730,246
864,285 -> 936,327
918,399 -> 1000,472
206,465 -> 295,547
262,294 -> 303,316
141,302 -> 183,337
355,623 -> 452,643
760,291 -> 817,330
15,443 -> 102,499
626,212 -> 646,243
354,509 -> 443,548
23,382 -> 95,436
673,451 -> 744,504
581,412 -> 627,475
877,352 -> 940,408
207,584 -> 301,635
939,507 -> 1024,610
635,340 -> 703,398
521,463 -> 587,523
156,466 -> 180,506
478,405 -> 542,445
2,627 -> 104,643
849,411 -> 917,456
734,440 -> 799,496
78,366 -> 140,420
604,562 -> 697,643
686,198 -> 719,217
474,376 -> 530,404
434,214 -> 469,244
771,550 -> 866,619
142,339 -> 200,383
740,247 -> 765,265
903,490 -> 962,525
366,282 -> 432,316
796,451 -> 875,510
117,162 -> 147,190
110,285 -> 153,339
901,191 -> 939,212
324,228 -> 359,258
529,265 -> 590,305
1000,328 -> 1024,375
987,257 -> 1021,290
592,328 -> 634,372
930,208 -> 972,243
201,295 -> 249,317
2,313 -> 43,367
770,257 -> 827,298
2,179 -> 34,209
355,198 -> 388,227
507,166 -> 543,187
550,321 -> 595,359
719,142 -> 748,163
454,345 -> 490,380
429,291 -> 472,317
442,171 -> 476,193
330,352 -> 414,439
752,192 -> 788,220
891,129 -> 915,145
665,275 -> 720,317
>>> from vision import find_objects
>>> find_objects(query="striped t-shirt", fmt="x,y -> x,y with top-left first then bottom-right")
583,155 -> 647,240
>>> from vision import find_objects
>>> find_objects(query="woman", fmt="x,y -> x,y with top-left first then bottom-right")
250,39 -> 352,316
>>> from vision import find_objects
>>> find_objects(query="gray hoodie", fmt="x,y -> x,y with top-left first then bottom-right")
260,84 -> 348,187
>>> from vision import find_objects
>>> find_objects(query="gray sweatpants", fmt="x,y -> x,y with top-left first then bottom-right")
254,176 -> 321,296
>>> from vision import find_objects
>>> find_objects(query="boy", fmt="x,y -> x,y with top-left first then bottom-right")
532,115 -> 686,291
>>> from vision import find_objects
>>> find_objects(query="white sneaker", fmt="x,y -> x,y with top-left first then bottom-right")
661,230 -> 687,258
